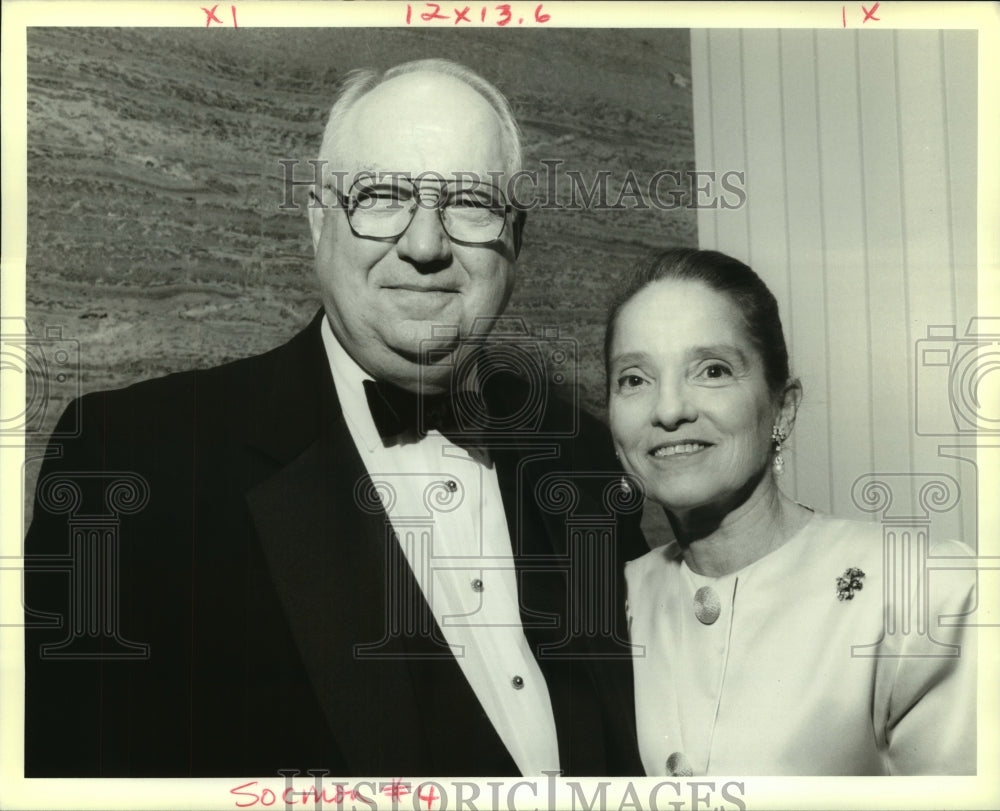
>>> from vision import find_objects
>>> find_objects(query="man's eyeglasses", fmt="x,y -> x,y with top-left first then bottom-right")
323,174 -> 513,246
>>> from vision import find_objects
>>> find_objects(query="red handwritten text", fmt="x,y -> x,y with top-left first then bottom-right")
405,3 -> 550,26
842,2 -> 881,27
419,784 -> 439,810
202,3 -> 238,28
862,2 -> 880,22
381,779 -> 413,800
230,780 -> 378,807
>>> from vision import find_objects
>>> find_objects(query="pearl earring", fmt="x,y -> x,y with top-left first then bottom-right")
771,425 -> 787,475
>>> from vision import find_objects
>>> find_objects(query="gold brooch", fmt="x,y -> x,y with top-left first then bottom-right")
836,567 -> 866,601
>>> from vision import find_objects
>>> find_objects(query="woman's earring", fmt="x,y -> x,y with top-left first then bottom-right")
771,425 -> 787,475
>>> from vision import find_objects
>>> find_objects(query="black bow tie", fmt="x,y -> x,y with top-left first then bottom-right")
363,379 -> 487,450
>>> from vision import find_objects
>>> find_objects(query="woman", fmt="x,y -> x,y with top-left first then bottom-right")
606,248 -> 976,776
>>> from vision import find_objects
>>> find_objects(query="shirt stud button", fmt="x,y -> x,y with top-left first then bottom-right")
471,578 -> 484,592
445,480 -> 458,492
511,675 -> 524,690
665,751 -> 693,776
693,585 -> 721,625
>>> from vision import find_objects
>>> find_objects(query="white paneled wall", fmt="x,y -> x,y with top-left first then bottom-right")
691,29 -> 978,547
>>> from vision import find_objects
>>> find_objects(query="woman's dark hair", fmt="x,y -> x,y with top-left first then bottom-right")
605,248 -> 791,396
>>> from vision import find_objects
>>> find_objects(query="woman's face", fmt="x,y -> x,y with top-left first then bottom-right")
608,278 -> 781,516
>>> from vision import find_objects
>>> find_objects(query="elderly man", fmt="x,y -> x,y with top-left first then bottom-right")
25,59 -> 646,777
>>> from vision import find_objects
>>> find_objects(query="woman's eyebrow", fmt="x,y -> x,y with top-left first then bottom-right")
687,344 -> 750,364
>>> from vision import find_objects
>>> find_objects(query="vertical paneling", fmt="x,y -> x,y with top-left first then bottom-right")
941,29 -> 979,317
896,31 -> 957,324
690,29 -> 716,251
693,29 -> 977,545
704,29 -> 751,262
737,29 -> 798,481
893,30 -> 967,545
855,31 -> 911,485
814,30 -> 875,517
776,30 -> 833,510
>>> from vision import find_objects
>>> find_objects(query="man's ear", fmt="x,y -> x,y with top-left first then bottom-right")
308,192 -> 326,252
777,377 -> 803,437
511,209 -> 527,258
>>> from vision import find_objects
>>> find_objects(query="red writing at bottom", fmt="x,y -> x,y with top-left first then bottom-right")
231,779 -> 427,808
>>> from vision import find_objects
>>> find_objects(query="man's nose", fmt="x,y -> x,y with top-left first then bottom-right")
652,378 -> 697,429
395,205 -> 452,268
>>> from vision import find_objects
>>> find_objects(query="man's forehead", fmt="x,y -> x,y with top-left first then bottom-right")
338,71 -> 508,177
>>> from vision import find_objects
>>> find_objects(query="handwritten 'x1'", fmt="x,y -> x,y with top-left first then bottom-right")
862,2 -> 880,22
202,4 -> 222,26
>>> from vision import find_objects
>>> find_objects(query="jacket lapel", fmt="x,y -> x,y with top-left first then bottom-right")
243,313 -> 429,773
242,313 -> 518,775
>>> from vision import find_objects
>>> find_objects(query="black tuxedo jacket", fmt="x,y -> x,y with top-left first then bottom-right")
24,311 -> 647,777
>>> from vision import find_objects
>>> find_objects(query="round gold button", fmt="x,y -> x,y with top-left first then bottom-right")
471,578 -> 484,592
693,586 -> 721,625
511,675 -> 524,690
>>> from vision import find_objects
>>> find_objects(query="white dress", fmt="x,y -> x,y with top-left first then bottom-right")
625,513 -> 977,775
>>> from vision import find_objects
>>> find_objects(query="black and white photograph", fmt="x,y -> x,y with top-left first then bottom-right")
1,2 -> 997,809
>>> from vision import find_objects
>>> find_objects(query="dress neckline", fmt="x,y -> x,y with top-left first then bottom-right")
677,507 -> 819,585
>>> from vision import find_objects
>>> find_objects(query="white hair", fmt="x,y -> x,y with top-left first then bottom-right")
317,58 -> 523,185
